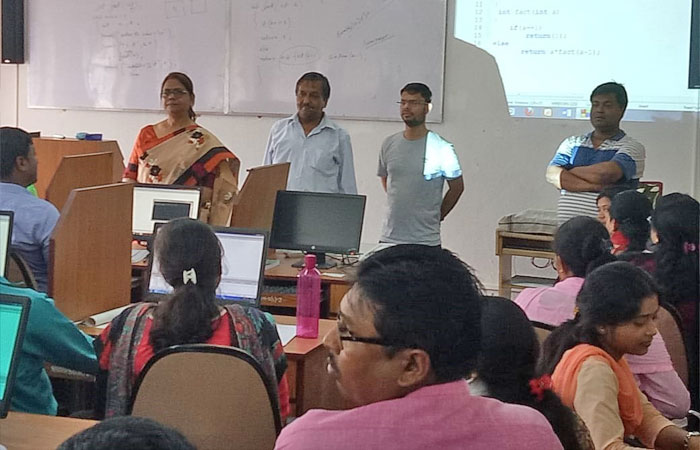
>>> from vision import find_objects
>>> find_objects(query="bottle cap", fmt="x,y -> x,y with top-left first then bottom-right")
304,254 -> 317,268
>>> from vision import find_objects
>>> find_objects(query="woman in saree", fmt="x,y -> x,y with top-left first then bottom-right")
122,72 -> 239,226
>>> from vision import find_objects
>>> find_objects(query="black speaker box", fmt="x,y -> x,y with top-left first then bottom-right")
2,0 -> 25,64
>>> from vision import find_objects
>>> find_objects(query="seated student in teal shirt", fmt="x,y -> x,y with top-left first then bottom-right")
0,277 -> 97,415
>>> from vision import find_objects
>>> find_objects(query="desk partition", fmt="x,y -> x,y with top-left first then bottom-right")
49,183 -> 133,321
44,152 -> 113,212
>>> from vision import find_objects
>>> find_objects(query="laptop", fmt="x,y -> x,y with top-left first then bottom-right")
0,211 -> 13,277
0,294 -> 31,418
147,227 -> 269,308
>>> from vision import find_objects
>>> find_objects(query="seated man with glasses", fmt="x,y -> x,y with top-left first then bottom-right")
377,83 -> 464,247
274,245 -> 563,450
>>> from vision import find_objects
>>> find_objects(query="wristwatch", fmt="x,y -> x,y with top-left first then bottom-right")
685,431 -> 700,450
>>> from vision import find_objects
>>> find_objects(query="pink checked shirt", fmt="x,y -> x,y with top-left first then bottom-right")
275,380 -> 563,450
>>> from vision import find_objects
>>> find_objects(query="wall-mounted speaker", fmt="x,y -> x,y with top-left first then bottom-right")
2,0 -> 25,64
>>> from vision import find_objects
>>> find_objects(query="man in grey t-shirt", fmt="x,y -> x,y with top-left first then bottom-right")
377,83 -> 464,246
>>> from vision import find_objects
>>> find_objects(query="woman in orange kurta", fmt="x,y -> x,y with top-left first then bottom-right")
539,262 -> 697,450
122,72 -> 239,226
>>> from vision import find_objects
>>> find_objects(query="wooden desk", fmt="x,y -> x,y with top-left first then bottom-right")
263,253 -> 354,316
274,316 -> 346,417
79,315 -> 344,418
0,412 -> 97,450
495,230 -> 556,298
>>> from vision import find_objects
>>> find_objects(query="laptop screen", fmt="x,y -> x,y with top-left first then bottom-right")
0,295 -> 30,418
132,186 -> 201,236
148,228 -> 268,307
0,211 -> 13,277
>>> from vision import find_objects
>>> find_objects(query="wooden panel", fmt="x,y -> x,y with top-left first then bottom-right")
49,183 -> 133,321
230,163 -> 290,230
44,152 -> 113,212
33,138 -> 124,197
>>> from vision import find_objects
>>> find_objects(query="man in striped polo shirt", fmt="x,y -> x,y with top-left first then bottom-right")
545,82 -> 645,224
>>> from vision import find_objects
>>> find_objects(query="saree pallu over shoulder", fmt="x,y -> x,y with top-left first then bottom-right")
136,125 -> 240,226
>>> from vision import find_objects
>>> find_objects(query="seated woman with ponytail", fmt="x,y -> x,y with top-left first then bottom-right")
471,296 -> 593,450
650,193 -> 699,408
606,190 -> 654,271
540,262 -> 698,450
94,218 -> 289,420
516,217 -> 689,419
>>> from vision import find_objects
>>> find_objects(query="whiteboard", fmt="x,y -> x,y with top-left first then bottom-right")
27,0 -> 229,112
229,0 -> 446,120
27,0 -> 446,121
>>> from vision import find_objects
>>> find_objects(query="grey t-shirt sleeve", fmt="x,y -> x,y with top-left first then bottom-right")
377,136 -> 390,177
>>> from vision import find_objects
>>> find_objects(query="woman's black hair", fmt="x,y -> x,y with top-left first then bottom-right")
554,216 -> 616,277
478,296 -> 585,450
149,218 -> 221,353
651,193 -> 699,304
539,261 -> 659,375
609,190 -> 652,252
161,72 -> 197,121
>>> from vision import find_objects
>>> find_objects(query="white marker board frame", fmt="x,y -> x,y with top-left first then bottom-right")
27,0 -> 446,122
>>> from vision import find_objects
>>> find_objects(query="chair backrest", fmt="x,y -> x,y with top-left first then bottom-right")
531,320 -> 555,346
637,180 -> 663,207
130,344 -> 281,450
656,302 -> 689,387
5,250 -> 38,291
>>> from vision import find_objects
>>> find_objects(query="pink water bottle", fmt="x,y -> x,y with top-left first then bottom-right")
296,254 -> 321,338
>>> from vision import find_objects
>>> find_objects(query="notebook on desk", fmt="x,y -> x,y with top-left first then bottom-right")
0,294 -> 31,418
147,227 -> 269,308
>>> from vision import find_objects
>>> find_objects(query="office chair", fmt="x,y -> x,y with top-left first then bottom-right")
531,320 -> 556,346
656,302 -> 689,388
6,250 -> 38,290
130,344 -> 281,450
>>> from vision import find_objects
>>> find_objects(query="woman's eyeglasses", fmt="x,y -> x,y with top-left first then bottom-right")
161,89 -> 189,98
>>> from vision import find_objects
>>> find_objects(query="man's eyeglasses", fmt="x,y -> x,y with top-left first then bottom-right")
161,89 -> 189,98
339,335 -> 395,346
396,100 -> 427,107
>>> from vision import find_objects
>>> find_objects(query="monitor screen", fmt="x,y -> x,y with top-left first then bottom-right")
148,228 -> 268,307
269,191 -> 366,268
133,185 -> 201,236
0,212 -> 12,277
0,295 -> 30,418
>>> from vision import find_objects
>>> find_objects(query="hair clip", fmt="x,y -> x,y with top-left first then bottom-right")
182,268 -> 197,285
529,374 -> 553,402
683,242 -> 697,254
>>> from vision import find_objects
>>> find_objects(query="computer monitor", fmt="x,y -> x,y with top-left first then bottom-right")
132,185 -> 202,237
147,227 -> 268,307
269,191 -> 366,269
0,212 -> 12,277
0,294 -> 31,418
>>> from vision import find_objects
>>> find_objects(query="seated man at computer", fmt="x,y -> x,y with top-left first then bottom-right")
275,245 -> 562,449
0,127 -> 60,292
0,277 -> 98,415
545,82 -> 645,224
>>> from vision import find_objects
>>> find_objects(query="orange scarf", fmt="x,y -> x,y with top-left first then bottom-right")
552,344 -> 642,435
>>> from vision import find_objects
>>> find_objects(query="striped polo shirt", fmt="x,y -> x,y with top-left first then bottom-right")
549,130 -> 645,224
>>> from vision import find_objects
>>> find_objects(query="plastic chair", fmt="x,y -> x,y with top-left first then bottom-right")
130,344 -> 281,450
637,181 -> 663,207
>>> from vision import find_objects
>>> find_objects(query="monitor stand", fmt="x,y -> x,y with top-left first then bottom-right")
291,252 -> 337,270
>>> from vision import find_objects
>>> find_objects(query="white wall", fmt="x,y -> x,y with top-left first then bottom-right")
1,0 -> 698,290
